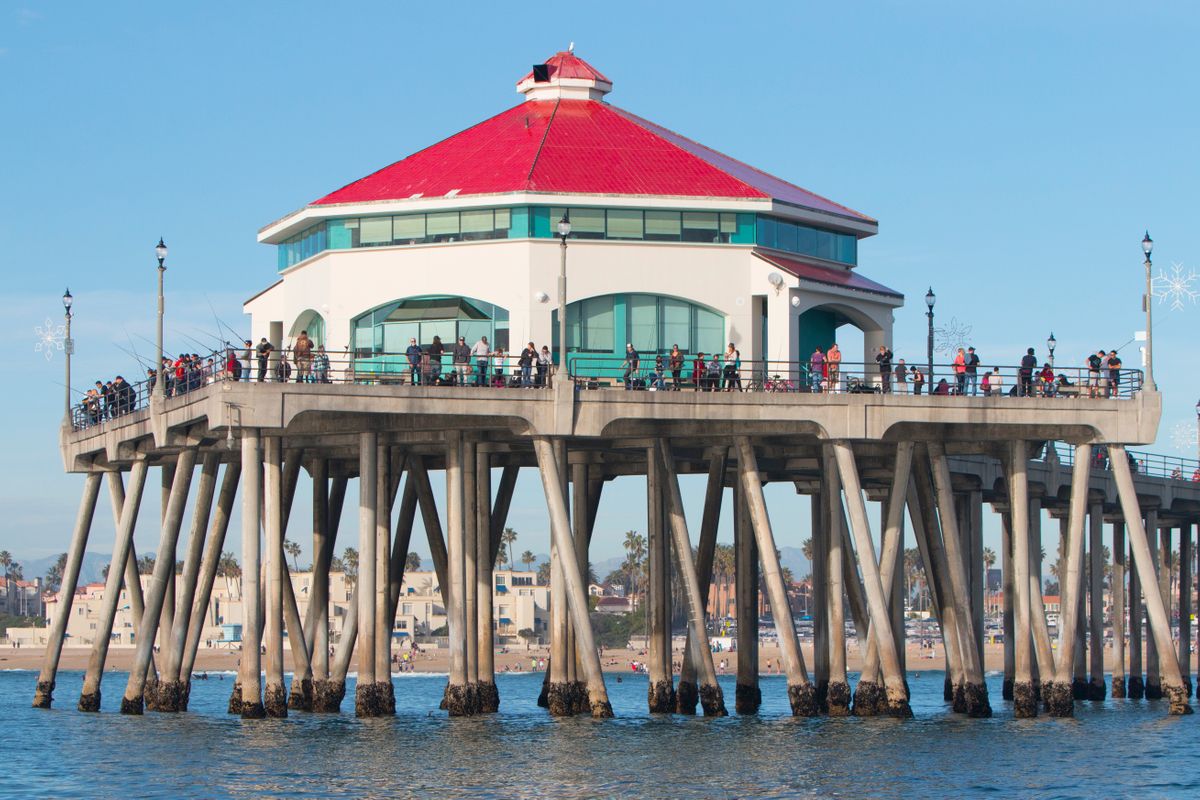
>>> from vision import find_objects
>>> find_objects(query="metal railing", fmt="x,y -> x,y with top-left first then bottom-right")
69,349 -> 1147,431
1048,442 -> 1200,483
70,349 -> 561,430
566,356 -> 1144,398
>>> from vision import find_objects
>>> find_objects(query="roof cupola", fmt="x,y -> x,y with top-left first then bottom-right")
516,47 -> 612,101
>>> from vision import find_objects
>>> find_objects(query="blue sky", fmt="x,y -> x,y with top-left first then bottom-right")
2,2 -> 1198,572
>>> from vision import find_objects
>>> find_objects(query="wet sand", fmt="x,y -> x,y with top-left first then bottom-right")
4,641 -> 1075,675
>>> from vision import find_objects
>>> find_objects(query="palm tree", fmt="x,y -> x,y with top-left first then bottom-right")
406,551 -> 422,573
343,547 -> 359,587
499,528 -> 518,569
520,550 -> 536,572
284,538 -> 302,571
217,551 -> 241,600
9,562 -> 25,615
0,550 -> 12,613
802,538 -> 813,564
137,555 -> 156,575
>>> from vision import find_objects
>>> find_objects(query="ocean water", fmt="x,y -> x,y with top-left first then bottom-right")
2,669 -> 1197,799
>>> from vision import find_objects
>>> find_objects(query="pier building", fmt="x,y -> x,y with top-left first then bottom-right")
33,51 -> 1200,725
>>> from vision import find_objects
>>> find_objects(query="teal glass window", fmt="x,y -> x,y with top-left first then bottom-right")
755,215 -> 857,265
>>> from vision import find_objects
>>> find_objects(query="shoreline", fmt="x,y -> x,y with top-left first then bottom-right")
0,641 -> 1126,675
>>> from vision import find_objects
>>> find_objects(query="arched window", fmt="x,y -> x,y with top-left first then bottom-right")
553,294 -> 724,360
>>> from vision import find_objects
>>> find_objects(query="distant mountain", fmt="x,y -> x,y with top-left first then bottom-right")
778,546 -> 810,581
18,551 -> 111,587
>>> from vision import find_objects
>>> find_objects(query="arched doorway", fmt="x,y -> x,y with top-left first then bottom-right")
289,309 -> 326,347
351,295 -> 509,358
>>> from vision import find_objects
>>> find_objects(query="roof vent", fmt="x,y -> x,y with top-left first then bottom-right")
532,64 -> 550,83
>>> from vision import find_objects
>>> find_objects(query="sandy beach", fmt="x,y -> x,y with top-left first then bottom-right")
2,640 -> 1107,676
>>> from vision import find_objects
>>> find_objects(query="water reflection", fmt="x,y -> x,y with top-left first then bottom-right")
2,670 -> 1198,799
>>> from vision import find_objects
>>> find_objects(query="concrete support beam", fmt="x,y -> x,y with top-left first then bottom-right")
477,450 -> 499,713
444,431 -> 472,716
1129,523 -> 1144,700
1180,524 -> 1193,697
159,452 -> 220,711
734,478 -> 760,715
1001,512 -> 1015,700
822,446 -> 850,716
645,443 -> 674,713
1111,520 -> 1127,698
238,430 -> 264,718
1110,445 -> 1191,714
354,431 -> 381,716
1046,444 -> 1090,716
1088,502 -> 1107,700
532,436 -> 613,717
926,442 -> 990,717
262,438 -> 287,718
831,441 -> 912,718
1006,441 -> 1036,717
734,436 -> 816,716
657,439 -> 726,716
79,461 -> 148,712
680,447 -> 726,714
122,449 -> 197,715
33,472 -> 102,709
180,461 -> 241,702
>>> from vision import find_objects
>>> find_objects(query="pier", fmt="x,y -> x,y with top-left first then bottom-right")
32,373 -> 1200,719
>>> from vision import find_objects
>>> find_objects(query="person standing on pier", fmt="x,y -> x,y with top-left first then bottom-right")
965,346 -> 980,395
827,343 -> 841,392
293,330 -> 313,383
953,348 -> 967,395
876,345 -> 893,393
471,336 -> 490,387
453,336 -> 471,385
1018,348 -> 1037,396
256,338 -> 273,382
623,343 -> 640,389
809,346 -> 825,393
669,344 -> 684,390
405,338 -> 423,385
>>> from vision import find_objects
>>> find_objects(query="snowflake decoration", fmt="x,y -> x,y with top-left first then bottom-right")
34,317 -> 65,361
1171,419 -> 1198,454
1152,262 -> 1198,311
933,316 -> 973,357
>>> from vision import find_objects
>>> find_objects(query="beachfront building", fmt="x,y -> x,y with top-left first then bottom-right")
37,568 -> 546,650
0,576 -> 44,618
245,49 -> 901,377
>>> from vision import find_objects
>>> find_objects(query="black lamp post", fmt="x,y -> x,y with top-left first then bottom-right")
925,287 -> 936,383
155,238 -> 167,398
63,288 -> 74,419
557,212 -> 571,383
1142,232 -> 1156,390
1047,332 -> 1056,369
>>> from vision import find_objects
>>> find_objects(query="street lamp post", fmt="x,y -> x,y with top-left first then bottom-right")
925,287 -> 936,384
1047,332 -> 1056,369
155,238 -> 168,399
1142,231 -> 1156,390
1195,398 -> 1199,463
63,288 -> 74,420
557,212 -> 571,385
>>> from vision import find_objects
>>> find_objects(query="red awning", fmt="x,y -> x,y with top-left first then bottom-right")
753,250 -> 902,299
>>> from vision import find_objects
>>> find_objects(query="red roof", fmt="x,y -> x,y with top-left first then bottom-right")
518,51 -> 611,85
311,100 -> 872,221
754,250 -> 901,298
